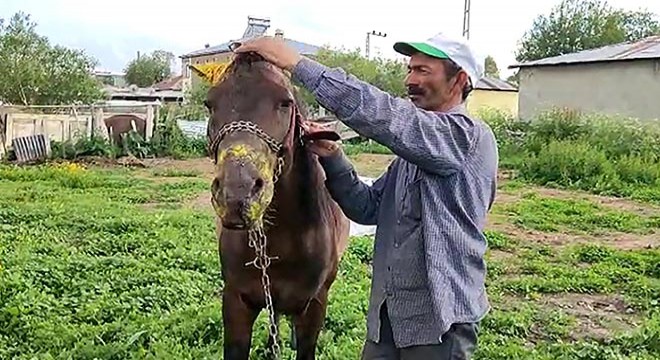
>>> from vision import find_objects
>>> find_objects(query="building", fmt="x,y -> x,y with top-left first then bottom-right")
179,16 -> 321,87
466,76 -> 519,117
509,36 -> 660,121
93,69 -> 127,87
103,84 -> 183,104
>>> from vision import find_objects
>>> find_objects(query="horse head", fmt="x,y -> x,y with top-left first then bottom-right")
204,51 -> 306,230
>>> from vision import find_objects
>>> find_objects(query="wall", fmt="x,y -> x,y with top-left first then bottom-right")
517,59 -> 660,121
1,103 -> 159,157
467,89 -> 519,118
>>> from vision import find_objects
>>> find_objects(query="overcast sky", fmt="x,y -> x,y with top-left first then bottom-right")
2,0 -> 659,78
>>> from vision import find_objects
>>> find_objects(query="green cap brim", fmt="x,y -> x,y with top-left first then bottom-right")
393,41 -> 449,59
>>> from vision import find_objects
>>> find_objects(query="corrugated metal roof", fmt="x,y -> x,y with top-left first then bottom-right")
153,75 -> 184,91
475,76 -> 517,91
181,17 -> 319,58
104,85 -> 182,100
181,37 -> 320,58
509,35 -> 660,68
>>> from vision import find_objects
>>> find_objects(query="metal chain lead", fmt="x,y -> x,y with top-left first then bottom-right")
246,226 -> 281,358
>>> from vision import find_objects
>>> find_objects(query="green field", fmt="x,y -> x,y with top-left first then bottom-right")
0,152 -> 658,359
2,108 -> 660,359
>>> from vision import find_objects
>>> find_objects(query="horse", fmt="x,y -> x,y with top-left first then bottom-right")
203,50 -> 351,360
104,114 -> 146,146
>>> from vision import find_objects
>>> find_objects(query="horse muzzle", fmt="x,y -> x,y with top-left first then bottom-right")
222,197 -> 254,230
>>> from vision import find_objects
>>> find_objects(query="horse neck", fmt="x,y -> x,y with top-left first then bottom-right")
270,145 -> 327,227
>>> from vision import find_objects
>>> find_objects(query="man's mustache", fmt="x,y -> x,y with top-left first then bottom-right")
407,85 -> 425,96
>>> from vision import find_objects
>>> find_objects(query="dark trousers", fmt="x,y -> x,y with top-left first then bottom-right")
361,303 -> 479,360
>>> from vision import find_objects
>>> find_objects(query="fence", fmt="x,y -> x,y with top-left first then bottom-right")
0,101 -> 161,157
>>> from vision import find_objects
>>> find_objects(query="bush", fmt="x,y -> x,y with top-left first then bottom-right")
479,108 -> 660,204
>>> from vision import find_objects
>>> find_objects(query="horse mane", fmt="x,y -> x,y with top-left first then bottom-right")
218,52 -> 330,226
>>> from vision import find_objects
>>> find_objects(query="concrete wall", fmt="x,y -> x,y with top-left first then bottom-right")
1,104 -> 159,157
467,89 -> 519,118
517,59 -> 660,121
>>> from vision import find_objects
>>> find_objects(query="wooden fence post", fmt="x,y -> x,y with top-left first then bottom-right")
145,104 -> 154,140
5,113 -> 13,154
0,112 -> 7,156
93,107 -> 108,140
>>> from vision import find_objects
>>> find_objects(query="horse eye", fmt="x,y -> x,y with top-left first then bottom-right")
280,99 -> 293,108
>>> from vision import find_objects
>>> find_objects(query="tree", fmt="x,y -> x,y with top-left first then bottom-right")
515,0 -> 660,62
0,12 -> 104,105
312,46 -> 407,95
124,50 -> 174,87
506,72 -> 519,86
484,55 -> 500,78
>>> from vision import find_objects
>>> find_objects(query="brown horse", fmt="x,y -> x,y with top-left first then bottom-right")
204,51 -> 350,360
104,114 -> 146,146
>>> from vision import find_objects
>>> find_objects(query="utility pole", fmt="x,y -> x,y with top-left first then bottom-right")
463,0 -> 471,39
365,30 -> 387,59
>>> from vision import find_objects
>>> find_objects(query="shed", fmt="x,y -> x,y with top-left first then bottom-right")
509,36 -> 660,121
466,76 -> 519,117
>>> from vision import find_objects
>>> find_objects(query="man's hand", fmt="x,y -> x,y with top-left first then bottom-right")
232,36 -> 302,72
301,121 -> 341,158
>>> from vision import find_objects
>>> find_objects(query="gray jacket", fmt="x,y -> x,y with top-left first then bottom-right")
292,57 -> 498,348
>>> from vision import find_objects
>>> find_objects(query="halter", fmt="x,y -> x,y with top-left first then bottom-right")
208,100 -> 302,185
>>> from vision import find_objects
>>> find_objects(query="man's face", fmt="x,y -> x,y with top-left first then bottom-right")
404,52 -> 468,111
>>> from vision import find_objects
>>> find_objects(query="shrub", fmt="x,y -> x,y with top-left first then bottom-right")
482,108 -> 660,204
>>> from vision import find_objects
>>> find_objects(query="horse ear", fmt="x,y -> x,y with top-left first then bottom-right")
302,116 -> 341,142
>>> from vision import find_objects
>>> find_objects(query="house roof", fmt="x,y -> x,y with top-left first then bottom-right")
509,35 -> 660,69
152,75 -> 185,91
475,76 -> 517,91
180,16 -> 320,58
181,37 -> 320,58
104,85 -> 182,100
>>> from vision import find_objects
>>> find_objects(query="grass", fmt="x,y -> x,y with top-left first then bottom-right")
499,192 -> 660,235
1,105 -> 658,359
1,159 -> 658,359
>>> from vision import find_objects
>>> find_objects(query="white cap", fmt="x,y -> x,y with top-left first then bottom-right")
393,32 -> 484,87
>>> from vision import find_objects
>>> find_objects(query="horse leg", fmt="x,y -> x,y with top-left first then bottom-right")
292,288 -> 329,360
223,288 -> 259,360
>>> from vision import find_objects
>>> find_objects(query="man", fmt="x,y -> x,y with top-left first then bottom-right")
234,32 -> 498,359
